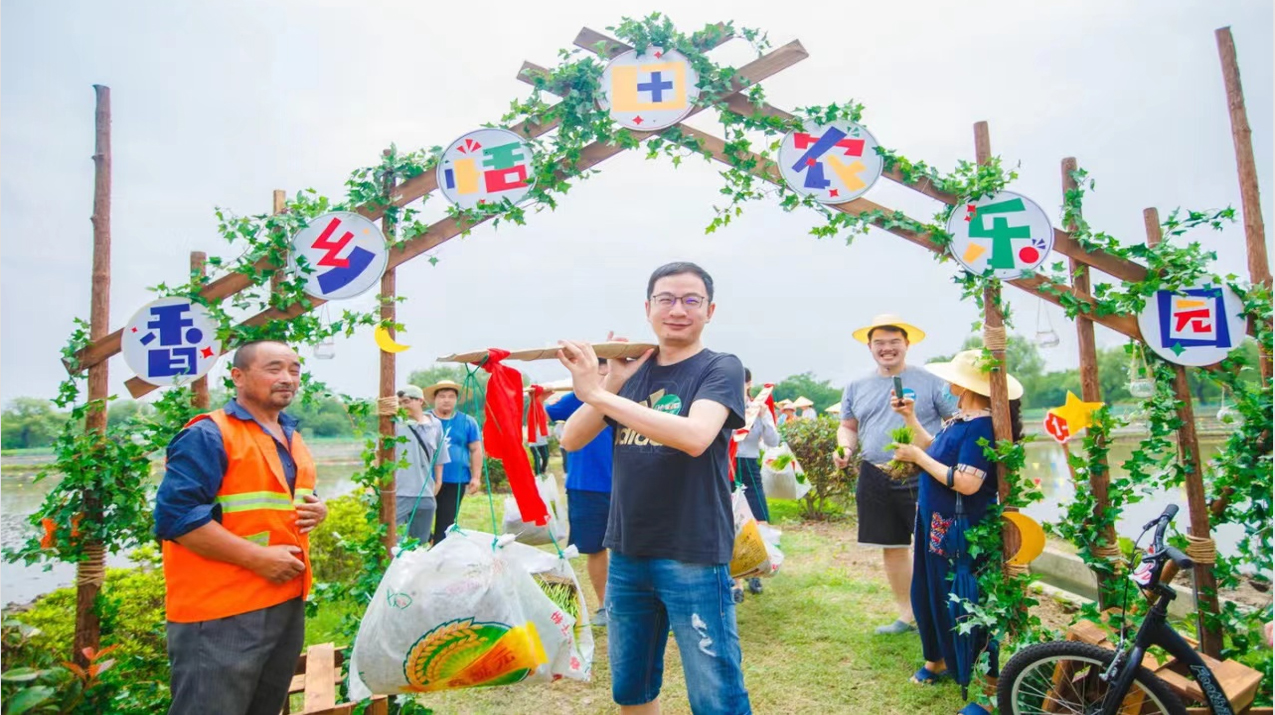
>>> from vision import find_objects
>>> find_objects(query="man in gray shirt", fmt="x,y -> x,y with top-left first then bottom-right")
832,315 -> 956,635
394,385 -> 449,544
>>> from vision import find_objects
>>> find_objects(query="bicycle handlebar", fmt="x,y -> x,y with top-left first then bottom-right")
1151,504 -> 1178,550
1141,504 -> 1193,575
1165,545 -> 1194,570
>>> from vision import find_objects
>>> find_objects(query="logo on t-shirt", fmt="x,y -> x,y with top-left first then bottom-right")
653,393 -> 682,414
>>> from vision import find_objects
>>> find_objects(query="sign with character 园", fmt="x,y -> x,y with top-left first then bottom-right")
1135,283 -> 1246,367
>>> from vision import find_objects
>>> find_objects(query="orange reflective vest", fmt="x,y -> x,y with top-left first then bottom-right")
162,409 -> 316,623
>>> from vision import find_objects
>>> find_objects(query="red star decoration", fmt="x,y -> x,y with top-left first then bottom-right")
654,51 -> 663,58
806,158 -> 817,167
200,346 -> 214,358
633,115 -> 644,125
131,327 -> 138,332
966,204 -> 977,214
829,189 -> 840,197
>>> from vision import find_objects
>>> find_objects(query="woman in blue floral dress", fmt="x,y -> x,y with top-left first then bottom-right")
888,350 -> 1024,715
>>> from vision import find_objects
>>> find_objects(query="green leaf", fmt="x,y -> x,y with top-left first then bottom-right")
7,685 -> 58,714
1,667 -> 45,683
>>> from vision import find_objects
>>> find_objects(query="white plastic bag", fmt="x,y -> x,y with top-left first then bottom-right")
501,473 -> 568,546
348,529 -> 592,699
761,443 -> 812,500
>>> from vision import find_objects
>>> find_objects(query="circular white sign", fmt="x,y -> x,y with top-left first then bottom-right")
122,297 -> 222,386
1136,282 -> 1247,367
436,128 -> 537,210
290,212 -> 388,301
946,191 -> 1055,280
599,47 -> 700,131
777,120 -> 884,204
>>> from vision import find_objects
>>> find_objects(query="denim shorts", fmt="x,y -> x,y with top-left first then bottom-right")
606,552 -> 751,714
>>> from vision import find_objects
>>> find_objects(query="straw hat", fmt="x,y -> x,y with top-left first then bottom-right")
423,380 -> 464,402
790,396 -> 814,409
852,313 -> 927,345
824,404 -> 840,414
776,399 -> 793,409
924,350 -> 1023,400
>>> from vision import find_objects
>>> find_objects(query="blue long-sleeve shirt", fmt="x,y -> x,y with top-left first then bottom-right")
153,401 -> 300,541
544,393 -> 612,494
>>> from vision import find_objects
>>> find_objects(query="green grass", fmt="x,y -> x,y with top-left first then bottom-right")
306,490 -> 968,714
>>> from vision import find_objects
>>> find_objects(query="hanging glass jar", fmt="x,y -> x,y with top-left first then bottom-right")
1216,386 -> 1241,425
314,304 -> 336,360
1034,298 -> 1061,349
1128,343 -> 1155,398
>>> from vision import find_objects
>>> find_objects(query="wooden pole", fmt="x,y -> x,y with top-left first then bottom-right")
74,84 -> 112,666
377,151 -> 397,555
191,251 -> 210,411
1062,158 -> 1119,606
1216,27 -> 1273,382
973,122 -> 1017,573
1144,207 -> 1224,658
270,190 -> 286,298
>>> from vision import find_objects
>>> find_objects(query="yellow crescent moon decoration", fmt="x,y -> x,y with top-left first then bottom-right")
1003,511 -> 1046,566
374,325 -> 410,354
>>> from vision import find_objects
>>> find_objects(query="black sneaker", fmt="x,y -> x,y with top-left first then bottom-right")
747,577 -> 763,595
731,586 -> 745,604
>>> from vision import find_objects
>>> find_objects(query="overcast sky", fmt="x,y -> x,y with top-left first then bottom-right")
3,0 -> 1272,407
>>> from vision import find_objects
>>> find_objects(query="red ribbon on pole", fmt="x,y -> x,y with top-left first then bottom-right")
527,384 -> 550,445
480,349 -> 548,525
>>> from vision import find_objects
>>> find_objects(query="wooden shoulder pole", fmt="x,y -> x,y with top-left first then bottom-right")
191,251 -> 210,411
75,84 -> 112,666
1216,27 -> 1272,382
1144,207 -> 1223,658
1062,158 -> 1118,606
377,151 -> 398,555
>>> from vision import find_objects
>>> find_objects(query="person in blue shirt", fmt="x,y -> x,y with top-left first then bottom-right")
424,380 -> 484,544
545,357 -> 614,627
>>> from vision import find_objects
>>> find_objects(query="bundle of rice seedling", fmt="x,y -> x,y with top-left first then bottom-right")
878,425 -> 920,480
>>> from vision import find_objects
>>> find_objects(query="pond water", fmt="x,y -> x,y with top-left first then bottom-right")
0,434 -> 1243,607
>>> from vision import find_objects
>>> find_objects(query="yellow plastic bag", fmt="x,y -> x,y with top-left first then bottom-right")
729,490 -> 769,578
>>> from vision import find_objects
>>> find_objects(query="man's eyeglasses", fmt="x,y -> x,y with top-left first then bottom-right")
650,293 -> 707,310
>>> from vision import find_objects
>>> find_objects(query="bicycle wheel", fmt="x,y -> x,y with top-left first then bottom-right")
998,640 -> 1187,715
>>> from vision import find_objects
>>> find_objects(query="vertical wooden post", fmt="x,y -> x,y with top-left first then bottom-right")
270,190 -> 286,298
1144,207 -> 1224,658
377,150 -> 397,555
74,84 -> 112,665
973,125 -> 1015,495
1062,158 -> 1118,607
1216,27 -> 1272,382
973,122 -> 1016,573
191,251 -> 210,411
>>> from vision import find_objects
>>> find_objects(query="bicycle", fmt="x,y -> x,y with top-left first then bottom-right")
997,504 -> 1238,715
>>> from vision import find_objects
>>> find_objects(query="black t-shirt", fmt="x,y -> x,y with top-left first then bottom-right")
603,349 -> 746,564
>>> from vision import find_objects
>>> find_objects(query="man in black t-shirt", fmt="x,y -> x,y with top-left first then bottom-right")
558,262 -> 750,715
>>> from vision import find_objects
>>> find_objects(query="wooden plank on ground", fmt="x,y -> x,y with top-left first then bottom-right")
302,643 -> 337,713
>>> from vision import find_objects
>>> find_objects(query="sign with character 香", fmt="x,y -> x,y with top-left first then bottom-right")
122,297 -> 222,386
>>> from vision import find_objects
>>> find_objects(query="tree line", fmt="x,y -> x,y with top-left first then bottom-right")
3,339 -> 1257,450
